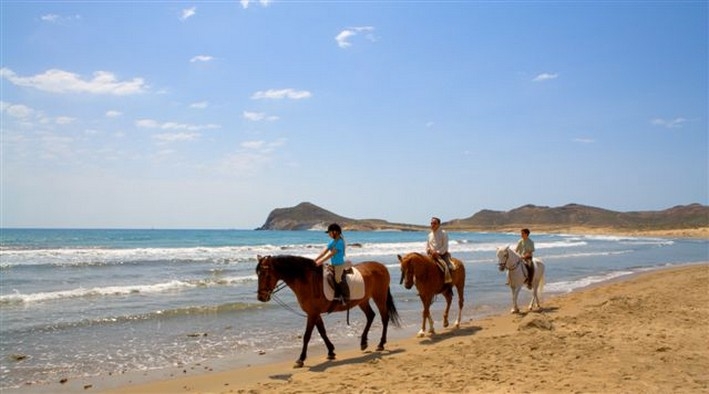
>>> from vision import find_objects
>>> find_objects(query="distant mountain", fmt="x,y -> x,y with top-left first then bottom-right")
445,203 -> 709,231
255,202 -> 424,231
256,202 -> 709,232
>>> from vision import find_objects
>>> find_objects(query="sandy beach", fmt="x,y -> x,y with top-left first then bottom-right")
82,263 -> 708,394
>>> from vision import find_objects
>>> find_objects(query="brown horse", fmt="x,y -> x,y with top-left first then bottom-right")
397,253 -> 465,337
256,255 -> 401,368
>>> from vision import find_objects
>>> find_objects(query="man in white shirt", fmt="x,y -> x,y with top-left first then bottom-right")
426,217 -> 453,284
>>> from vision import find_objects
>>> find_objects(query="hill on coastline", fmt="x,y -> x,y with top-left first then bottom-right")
256,202 -> 708,233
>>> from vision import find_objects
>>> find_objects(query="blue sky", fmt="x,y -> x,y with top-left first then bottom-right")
1,1 -> 707,229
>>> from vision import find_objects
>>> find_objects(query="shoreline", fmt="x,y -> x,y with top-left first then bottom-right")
12,261 -> 704,394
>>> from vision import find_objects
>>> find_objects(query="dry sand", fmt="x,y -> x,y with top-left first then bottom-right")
87,263 -> 709,394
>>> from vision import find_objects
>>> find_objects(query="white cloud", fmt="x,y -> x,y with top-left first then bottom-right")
573,137 -> 595,144
180,7 -> 196,21
1,101 -> 34,118
55,116 -> 75,125
153,132 -> 200,142
136,118 -> 220,131
40,14 -> 80,23
335,26 -> 376,48
190,55 -> 214,63
105,110 -> 122,118
240,0 -> 272,9
190,101 -> 209,109
243,111 -> 278,121
251,88 -> 311,100
651,117 -> 688,129
1,68 -> 147,95
532,73 -> 559,82
41,14 -> 59,22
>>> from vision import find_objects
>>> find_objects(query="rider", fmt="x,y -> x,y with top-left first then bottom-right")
426,217 -> 453,284
515,228 -> 535,289
314,223 -> 349,304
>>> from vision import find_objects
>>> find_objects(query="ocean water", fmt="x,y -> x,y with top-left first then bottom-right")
0,228 -> 706,389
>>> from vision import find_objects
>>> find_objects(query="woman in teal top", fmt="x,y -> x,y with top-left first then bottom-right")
314,223 -> 348,302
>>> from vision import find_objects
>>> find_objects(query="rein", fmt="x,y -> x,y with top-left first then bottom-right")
269,281 -> 306,318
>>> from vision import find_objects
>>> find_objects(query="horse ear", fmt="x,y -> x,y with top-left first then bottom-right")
397,254 -> 402,261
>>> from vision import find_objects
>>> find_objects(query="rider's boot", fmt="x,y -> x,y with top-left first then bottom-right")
338,280 -> 349,305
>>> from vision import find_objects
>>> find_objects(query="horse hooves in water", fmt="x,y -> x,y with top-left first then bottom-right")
293,360 -> 304,368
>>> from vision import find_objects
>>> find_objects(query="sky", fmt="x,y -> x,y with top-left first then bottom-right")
1,1 -> 707,229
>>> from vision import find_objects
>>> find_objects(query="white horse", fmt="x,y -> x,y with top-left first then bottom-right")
496,246 -> 545,313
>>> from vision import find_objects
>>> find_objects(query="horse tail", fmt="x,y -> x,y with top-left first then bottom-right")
386,287 -> 402,328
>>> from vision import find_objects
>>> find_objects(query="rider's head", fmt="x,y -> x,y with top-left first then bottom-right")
430,217 -> 441,230
326,223 -> 342,236
521,228 -> 530,237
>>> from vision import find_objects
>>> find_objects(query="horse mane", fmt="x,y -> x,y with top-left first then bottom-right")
270,255 -> 319,281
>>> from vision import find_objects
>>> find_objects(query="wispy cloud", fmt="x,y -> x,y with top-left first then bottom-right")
1,68 -> 147,95
251,88 -> 311,100
218,138 -> 286,174
153,132 -> 200,143
243,111 -> 279,121
190,101 -> 209,109
573,137 -> 595,144
135,119 -> 220,131
335,26 -> 376,48
532,72 -> 559,82
240,0 -> 272,9
105,110 -> 123,118
180,7 -> 196,21
1,101 -> 34,118
190,55 -> 214,63
651,117 -> 688,129
40,14 -> 80,23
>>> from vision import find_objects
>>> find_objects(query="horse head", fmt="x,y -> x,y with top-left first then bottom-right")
497,246 -> 523,271
255,255 -> 279,302
397,254 -> 415,289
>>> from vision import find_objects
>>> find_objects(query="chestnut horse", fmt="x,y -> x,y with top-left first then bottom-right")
397,253 -> 465,337
256,255 -> 401,368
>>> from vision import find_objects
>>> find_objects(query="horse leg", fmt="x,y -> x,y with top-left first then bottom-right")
418,295 -> 434,337
314,315 -> 336,360
511,286 -> 521,314
295,314 -> 318,368
358,302 -> 376,351
442,288 -> 453,328
454,283 -> 464,328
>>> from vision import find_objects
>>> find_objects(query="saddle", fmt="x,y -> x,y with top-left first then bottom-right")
322,263 -> 365,301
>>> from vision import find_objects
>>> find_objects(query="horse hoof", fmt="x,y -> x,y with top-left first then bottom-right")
293,360 -> 304,368
327,353 -> 336,360
360,343 -> 368,351
510,308 -> 520,314
416,330 -> 426,338
376,345 -> 384,351
443,321 -> 449,328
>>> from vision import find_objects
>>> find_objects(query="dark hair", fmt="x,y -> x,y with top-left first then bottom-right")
327,223 -> 342,233
521,228 -> 531,235
430,217 -> 441,225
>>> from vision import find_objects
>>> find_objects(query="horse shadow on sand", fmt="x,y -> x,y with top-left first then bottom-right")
304,348 -> 407,373
416,324 -> 483,346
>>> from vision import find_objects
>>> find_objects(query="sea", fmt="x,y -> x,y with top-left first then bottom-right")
0,228 -> 707,390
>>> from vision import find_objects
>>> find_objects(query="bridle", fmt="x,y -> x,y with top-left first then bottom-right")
255,256 -> 304,317
399,259 -> 414,288
256,256 -> 288,300
498,248 -> 521,272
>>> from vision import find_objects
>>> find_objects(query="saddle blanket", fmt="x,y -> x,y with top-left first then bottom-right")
323,263 -> 365,301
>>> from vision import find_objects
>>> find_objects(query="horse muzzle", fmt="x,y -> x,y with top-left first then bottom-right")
257,291 -> 271,302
